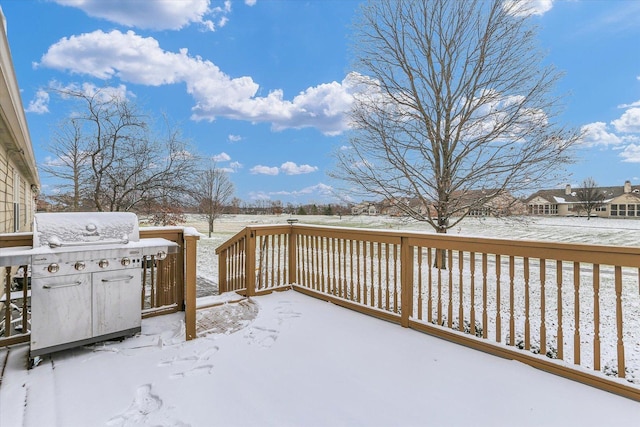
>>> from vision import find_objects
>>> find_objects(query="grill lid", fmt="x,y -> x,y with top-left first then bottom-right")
33,212 -> 140,249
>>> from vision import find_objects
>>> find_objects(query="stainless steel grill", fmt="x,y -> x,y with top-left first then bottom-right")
29,212 -> 177,360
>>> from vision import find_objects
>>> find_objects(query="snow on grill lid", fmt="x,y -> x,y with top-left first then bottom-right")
33,212 -> 140,248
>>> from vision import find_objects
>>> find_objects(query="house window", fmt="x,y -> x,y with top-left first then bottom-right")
24,183 -> 29,226
469,207 -> 491,217
595,206 -> 607,212
528,203 -> 557,215
628,204 -> 636,217
611,204 -> 618,216
13,203 -> 20,232
619,204 -> 626,217
13,172 -> 20,232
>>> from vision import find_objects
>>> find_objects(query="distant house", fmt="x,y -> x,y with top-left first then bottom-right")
454,188 -> 525,217
378,197 -> 410,217
374,190 -> 523,219
0,8 -> 40,232
526,181 -> 640,218
351,202 -> 378,216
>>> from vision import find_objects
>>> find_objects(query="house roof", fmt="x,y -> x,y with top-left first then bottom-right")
0,8 -> 39,186
526,184 -> 640,204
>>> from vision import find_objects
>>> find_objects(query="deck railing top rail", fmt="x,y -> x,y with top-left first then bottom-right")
217,223 -> 640,266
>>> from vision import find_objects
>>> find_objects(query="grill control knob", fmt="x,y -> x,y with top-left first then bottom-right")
47,263 -> 59,273
74,261 -> 86,271
156,250 -> 167,260
121,257 -> 131,266
98,259 -> 109,269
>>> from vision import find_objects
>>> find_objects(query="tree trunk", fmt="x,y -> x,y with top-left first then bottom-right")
434,227 -> 448,269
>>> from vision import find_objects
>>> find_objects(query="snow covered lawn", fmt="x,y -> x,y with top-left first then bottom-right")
2,290 -> 639,427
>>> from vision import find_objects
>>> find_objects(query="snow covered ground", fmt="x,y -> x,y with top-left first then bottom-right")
2,290 -> 640,427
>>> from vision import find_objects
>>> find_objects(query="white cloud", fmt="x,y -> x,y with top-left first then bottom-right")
579,122 -> 622,147
220,160 -> 242,174
280,162 -> 318,175
25,89 -> 50,114
250,165 -> 279,175
619,144 -> 640,163
617,100 -> 640,109
52,0 -> 221,31
228,134 -> 242,143
248,190 -> 271,200
503,0 -> 554,17
299,183 -> 333,196
212,152 -> 231,162
249,161 -> 318,176
50,81 -> 131,103
612,107 -> 640,133
270,183 -> 334,198
245,0 -> 257,6
38,30 -> 354,135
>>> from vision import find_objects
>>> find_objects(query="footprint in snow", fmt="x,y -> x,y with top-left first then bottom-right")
244,326 -> 279,348
107,384 -> 163,426
159,346 -> 219,379
170,364 -> 214,379
274,301 -> 302,323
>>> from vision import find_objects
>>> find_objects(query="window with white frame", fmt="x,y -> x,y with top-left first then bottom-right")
13,171 -> 20,232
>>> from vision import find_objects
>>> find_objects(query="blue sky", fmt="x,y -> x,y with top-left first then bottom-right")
2,0 -> 640,205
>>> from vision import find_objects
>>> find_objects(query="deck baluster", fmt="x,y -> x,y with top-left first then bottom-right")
470,252 -> 476,336
458,250 -> 464,332
573,261 -> 581,365
496,254 -> 501,343
615,266 -> 626,378
593,264 -> 601,371
557,260 -> 564,360
509,256 -> 515,346
524,257 -> 530,351
482,253 -> 488,339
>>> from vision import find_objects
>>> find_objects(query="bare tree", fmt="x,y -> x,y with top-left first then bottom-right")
41,118 -> 91,211
45,86 -> 198,212
191,163 -> 234,237
575,177 -> 604,220
332,0 -> 581,234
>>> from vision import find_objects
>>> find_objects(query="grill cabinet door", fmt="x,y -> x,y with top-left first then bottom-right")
31,273 -> 92,352
92,270 -> 142,337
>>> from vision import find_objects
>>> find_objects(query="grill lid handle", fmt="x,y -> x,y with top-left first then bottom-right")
48,237 -> 130,248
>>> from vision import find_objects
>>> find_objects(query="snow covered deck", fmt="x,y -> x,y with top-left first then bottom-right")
1,290 -> 639,426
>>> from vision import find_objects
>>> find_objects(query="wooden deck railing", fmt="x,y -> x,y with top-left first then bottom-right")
0,227 -> 199,347
0,233 -> 31,347
216,223 -> 640,401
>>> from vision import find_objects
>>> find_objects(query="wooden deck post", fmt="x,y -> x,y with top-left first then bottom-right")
218,249 -> 228,294
400,237 -> 413,328
245,228 -> 256,296
288,225 -> 297,285
184,233 -> 199,341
